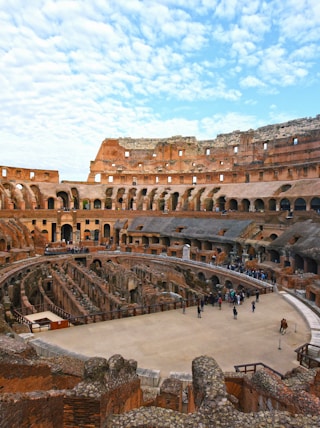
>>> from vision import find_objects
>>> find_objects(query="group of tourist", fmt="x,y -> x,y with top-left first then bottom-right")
226,262 -> 270,281
196,286 -> 262,320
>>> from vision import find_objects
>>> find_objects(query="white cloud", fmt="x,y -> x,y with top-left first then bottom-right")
199,112 -> 259,138
0,0 -> 319,181
240,76 -> 266,88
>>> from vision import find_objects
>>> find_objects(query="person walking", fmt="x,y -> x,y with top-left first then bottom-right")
255,290 -> 260,302
218,296 -> 222,310
233,306 -> 238,319
182,299 -> 186,314
197,305 -> 202,318
251,301 -> 256,312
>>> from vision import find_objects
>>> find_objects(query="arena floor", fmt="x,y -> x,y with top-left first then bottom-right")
33,291 -> 311,377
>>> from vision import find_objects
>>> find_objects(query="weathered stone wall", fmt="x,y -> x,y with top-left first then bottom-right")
155,378 -> 183,412
0,391 -> 65,428
108,356 -> 320,428
0,166 -> 59,183
0,362 -> 78,393
87,115 -> 320,184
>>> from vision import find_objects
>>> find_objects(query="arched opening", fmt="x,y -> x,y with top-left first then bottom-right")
104,224 -> 111,239
105,188 -> 113,209
294,198 -> 306,211
210,275 -> 220,286
116,188 -> 125,210
269,249 -> 280,263
159,198 -> 165,211
61,224 -> 73,243
57,191 -> 69,209
71,188 -> 80,209
225,280 -> 233,289
197,271 -> 206,282
92,259 -> 102,268
269,233 -> 278,241
247,245 -> 256,260
254,199 -> 264,212
142,236 -> 149,246
94,199 -> 101,209
229,199 -> 238,211
171,192 -> 179,211
217,196 -> 226,211
295,254 -> 304,271
128,188 -> 136,210
30,185 -> 42,209
83,199 -> 90,210
310,197 -> 320,212
280,198 -> 290,211
105,198 -> 112,209
160,236 -> 170,248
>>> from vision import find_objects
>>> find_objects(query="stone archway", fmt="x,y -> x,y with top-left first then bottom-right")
61,224 -> 73,243
254,198 -> 264,212
280,198 -> 290,211
57,191 -> 69,209
294,198 -> 306,211
310,197 -> 320,211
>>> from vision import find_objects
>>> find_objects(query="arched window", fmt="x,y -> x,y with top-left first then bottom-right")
294,198 -> 306,211
94,199 -> 101,209
310,197 -> 320,211
280,198 -> 290,211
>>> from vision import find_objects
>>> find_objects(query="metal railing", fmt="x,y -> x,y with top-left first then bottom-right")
234,362 -> 284,379
295,343 -> 320,369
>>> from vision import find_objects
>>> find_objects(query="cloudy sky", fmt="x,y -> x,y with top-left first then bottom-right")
0,0 -> 319,181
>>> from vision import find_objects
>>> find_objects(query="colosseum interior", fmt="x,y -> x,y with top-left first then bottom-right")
0,115 -> 320,427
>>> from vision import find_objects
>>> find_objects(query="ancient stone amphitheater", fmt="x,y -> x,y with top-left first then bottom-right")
0,115 -> 320,427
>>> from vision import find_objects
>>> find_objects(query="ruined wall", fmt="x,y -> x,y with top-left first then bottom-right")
155,378 -> 183,412
0,392 -> 65,428
0,166 -> 59,183
108,355 -> 320,428
0,362 -> 79,393
65,355 -> 142,426
87,115 -> 320,184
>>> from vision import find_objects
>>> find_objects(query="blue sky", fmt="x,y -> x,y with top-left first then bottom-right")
0,0 -> 319,181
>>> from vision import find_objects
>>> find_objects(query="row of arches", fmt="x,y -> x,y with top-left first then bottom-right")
1,182 -> 320,213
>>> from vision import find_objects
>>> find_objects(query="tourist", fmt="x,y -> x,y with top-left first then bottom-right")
233,306 -> 238,319
197,305 -> 201,318
182,299 -> 186,314
255,290 -> 260,302
252,301 -> 256,312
